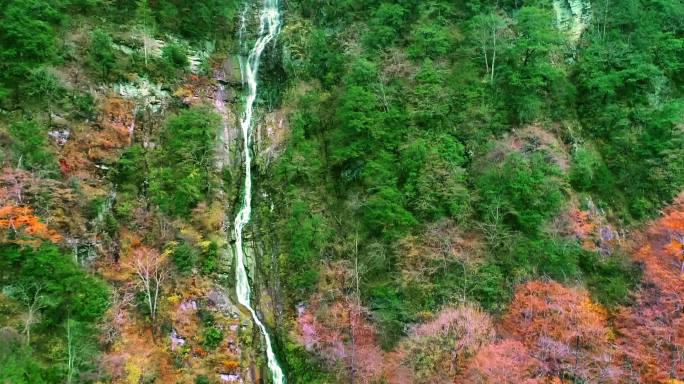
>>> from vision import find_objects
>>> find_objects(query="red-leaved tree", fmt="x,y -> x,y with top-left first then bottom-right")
502,281 -> 621,382
459,339 -> 543,383
613,201 -> 684,382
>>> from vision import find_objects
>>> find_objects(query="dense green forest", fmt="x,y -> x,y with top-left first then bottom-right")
0,0 -> 683,382
272,0 -> 681,341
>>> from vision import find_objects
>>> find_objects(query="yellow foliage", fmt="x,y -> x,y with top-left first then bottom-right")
167,294 -> 181,306
125,360 -> 142,384
162,241 -> 177,258
199,240 -> 213,251
173,87 -> 193,99
179,226 -> 203,244
583,300 -> 608,319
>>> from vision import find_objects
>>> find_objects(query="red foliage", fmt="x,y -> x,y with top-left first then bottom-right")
503,281 -> 609,347
502,281 -> 620,382
613,201 -> 684,382
293,199 -> 684,384
0,168 -> 30,204
459,339 -> 543,384
297,298 -> 385,384
382,350 -> 415,384
60,96 -> 134,177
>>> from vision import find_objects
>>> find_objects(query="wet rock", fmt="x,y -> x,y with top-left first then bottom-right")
170,329 -> 186,351
116,78 -> 169,113
50,114 -> 69,129
207,289 -> 240,315
219,373 -> 242,383
207,289 -> 229,308
179,299 -> 198,312
48,130 -> 70,145
219,56 -> 243,86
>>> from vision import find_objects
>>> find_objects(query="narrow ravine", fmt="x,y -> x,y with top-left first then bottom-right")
232,1 -> 285,383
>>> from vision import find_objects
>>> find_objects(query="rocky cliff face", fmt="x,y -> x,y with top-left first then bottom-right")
553,0 -> 592,42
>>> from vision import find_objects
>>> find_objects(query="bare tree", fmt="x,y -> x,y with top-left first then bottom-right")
128,246 -> 167,326
470,13 -> 510,84
66,316 -> 76,384
135,0 -> 155,68
10,282 -> 46,346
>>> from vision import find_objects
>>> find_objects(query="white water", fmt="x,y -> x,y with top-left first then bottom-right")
233,1 -> 285,383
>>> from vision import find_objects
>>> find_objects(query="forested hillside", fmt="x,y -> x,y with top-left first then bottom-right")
0,0 -> 682,383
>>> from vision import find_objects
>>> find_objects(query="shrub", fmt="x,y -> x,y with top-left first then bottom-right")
172,243 -> 197,274
475,152 -> 565,234
202,326 -> 223,349
162,43 -> 189,70
9,120 -> 56,172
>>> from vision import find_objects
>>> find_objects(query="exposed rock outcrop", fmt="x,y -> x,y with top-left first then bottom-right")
553,0 -> 592,43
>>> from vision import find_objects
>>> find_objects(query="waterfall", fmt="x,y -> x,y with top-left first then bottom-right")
233,1 -> 285,383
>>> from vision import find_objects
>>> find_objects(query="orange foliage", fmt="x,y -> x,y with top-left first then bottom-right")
502,281 -> 620,382
60,96 -> 134,178
192,347 -> 207,358
0,205 -> 61,244
568,207 -> 599,250
562,202 -> 620,254
222,359 -> 240,372
569,208 -> 596,238
459,339 -> 543,384
101,308 -> 179,384
503,281 -> 609,346
613,200 -> 684,382
175,75 -> 214,106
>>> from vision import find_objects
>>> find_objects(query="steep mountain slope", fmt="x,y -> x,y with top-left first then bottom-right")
0,0 -> 683,383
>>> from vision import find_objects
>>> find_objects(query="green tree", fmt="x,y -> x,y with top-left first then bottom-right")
475,152 -> 565,234
161,43 -> 189,70
202,326 -> 223,349
364,187 -> 417,238
410,59 -> 451,128
172,243 -> 197,274
149,106 -> 219,216
9,120 -> 56,172
501,6 -> 569,123
89,29 -> 116,80
408,20 -> 454,59
24,67 -> 63,125
280,200 -> 329,298
364,3 -> 407,48
0,0 -> 61,66
400,135 -> 470,220
468,12 -> 510,84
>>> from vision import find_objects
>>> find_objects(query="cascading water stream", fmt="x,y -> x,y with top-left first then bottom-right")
233,1 -> 285,383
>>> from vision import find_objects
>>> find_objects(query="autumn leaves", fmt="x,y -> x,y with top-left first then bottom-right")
294,200 -> 684,383
0,205 -> 61,246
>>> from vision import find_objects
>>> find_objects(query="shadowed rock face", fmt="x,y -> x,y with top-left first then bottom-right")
553,0 -> 592,42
